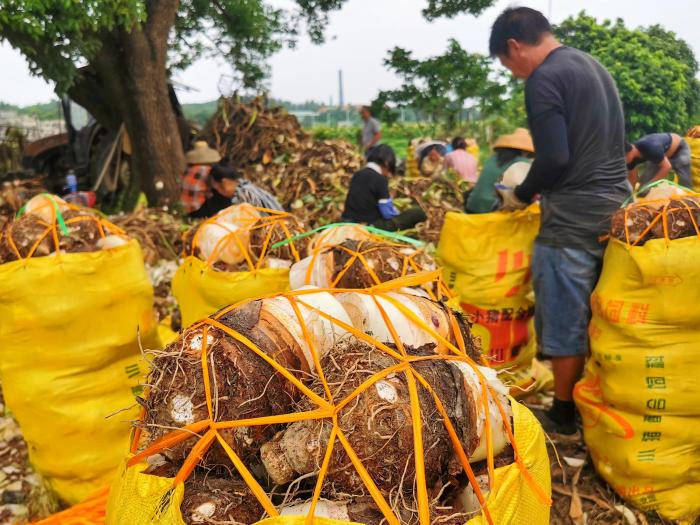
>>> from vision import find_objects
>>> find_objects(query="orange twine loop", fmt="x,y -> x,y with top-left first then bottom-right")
129,271 -> 549,525
623,191 -> 700,247
188,206 -> 304,272
305,237 -> 453,300
5,199 -> 125,261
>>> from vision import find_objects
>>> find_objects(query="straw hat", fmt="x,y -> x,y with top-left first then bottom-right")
493,128 -> 534,153
185,141 -> 221,164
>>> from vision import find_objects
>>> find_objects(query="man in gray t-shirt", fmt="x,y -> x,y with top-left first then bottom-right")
360,106 -> 381,154
490,7 -> 630,438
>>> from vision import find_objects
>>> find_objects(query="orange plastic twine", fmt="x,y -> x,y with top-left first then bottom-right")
129,271 -> 549,524
305,237 -> 454,300
5,197 -> 126,262
622,191 -> 700,247
27,486 -> 109,525
188,206 -> 303,272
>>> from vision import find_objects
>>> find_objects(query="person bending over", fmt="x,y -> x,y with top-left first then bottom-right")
625,133 -> 692,188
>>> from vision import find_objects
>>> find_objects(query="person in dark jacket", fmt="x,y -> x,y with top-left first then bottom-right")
342,144 -> 426,231
189,164 -> 283,219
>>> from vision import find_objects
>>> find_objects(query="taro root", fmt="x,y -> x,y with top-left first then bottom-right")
183,203 -> 306,272
280,495 -> 473,525
337,291 -> 480,360
290,239 -> 436,290
23,194 -> 69,223
140,292 -> 352,467
307,224 -> 373,254
0,214 -> 53,262
610,205 -> 658,244
249,216 -> 308,264
181,475 -> 264,525
610,196 -> 700,245
650,198 -> 700,240
260,340 -> 511,498
139,289 -> 510,523
57,209 -> 105,253
0,195 -> 127,263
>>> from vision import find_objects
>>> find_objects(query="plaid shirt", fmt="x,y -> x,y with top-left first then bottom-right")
181,164 -> 212,213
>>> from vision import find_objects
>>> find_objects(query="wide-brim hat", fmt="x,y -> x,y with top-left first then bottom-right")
185,141 -> 221,164
493,128 -> 534,153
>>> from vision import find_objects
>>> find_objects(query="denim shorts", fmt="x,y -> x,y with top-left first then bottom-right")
532,242 -> 604,357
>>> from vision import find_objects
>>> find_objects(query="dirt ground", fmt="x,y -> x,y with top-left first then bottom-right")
0,389 -> 58,524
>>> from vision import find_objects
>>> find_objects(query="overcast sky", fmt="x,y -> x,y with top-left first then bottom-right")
1,0 -> 698,106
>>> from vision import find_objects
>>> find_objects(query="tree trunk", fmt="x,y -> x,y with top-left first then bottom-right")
68,0 -> 184,206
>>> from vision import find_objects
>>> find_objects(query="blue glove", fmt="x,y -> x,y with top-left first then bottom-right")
378,198 -> 400,219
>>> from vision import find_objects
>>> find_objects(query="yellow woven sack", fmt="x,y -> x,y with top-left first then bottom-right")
574,233 -> 700,522
173,256 -> 289,326
174,206 -> 306,327
106,401 -> 549,525
686,135 -> 700,190
467,143 -> 480,164
436,206 -> 540,396
406,145 -> 420,178
0,240 -> 158,504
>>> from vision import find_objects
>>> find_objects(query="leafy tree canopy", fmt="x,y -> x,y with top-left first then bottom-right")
555,13 -> 700,137
372,39 -> 503,129
0,0 -> 345,93
422,0 -> 496,20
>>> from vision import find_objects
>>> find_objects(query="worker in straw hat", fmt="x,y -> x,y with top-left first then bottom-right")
466,128 -> 534,213
181,141 -> 221,214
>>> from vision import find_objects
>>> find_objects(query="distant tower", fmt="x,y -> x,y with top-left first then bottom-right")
338,70 -> 345,109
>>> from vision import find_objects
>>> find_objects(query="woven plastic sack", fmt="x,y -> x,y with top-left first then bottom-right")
173,256 -> 290,326
0,239 -> 158,504
436,206 -> 540,396
106,400 -> 549,525
686,135 -> 700,191
173,206 -> 306,327
406,144 -> 420,178
574,233 -> 700,522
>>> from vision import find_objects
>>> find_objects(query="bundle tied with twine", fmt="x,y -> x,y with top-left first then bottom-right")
0,193 -> 130,264
286,223 -> 453,301
610,180 -> 700,245
122,271 -> 550,525
183,203 -> 308,272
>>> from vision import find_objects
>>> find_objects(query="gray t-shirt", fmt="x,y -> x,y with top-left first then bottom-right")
361,117 -> 381,149
524,46 -> 630,250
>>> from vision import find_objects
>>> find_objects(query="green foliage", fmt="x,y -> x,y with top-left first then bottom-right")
422,0 -> 496,20
373,39 -> 504,129
0,0 -> 145,91
555,13 -> 700,138
0,100 -> 62,120
181,100 -> 219,126
0,0 -> 346,94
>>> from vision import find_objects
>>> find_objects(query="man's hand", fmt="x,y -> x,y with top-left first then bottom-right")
650,157 -> 673,184
497,186 -> 528,211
